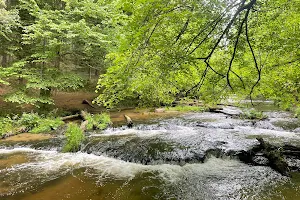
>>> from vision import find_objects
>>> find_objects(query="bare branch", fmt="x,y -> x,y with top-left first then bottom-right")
245,9 -> 260,106
175,18 -> 190,43
185,1 -> 240,53
226,8 -> 250,90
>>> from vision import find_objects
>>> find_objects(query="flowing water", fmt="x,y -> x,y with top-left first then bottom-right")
1,105 -> 300,199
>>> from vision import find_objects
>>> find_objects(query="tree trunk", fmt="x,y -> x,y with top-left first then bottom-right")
1,54 -> 7,67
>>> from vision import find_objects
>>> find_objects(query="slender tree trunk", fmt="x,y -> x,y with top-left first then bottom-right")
1,54 -> 7,67
89,67 -> 92,81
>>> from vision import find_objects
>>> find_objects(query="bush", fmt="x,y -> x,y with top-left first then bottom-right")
85,113 -> 111,130
0,113 -> 65,135
18,113 -> 41,129
0,117 -> 14,136
30,118 -> 64,133
241,109 -> 267,120
19,113 -> 64,134
294,107 -> 300,118
63,123 -> 85,152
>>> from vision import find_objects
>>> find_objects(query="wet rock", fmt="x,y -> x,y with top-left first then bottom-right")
252,156 -> 269,166
293,128 -> 300,133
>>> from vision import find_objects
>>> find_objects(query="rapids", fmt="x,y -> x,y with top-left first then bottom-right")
1,105 -> 300,199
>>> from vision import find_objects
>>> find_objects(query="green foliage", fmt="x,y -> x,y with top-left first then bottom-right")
1,0 -> 123,107
240,109 -> 268,120
1,0 -> 300,110
95,0 -> 300,109
18,113 -> 64,133
0,117 -> 14,136
30,117 -> 64,133
63,123 -> 85,152
0,112 -> 64,135
85,113 -> 111,131
166,106 -> 206,112
294,107 -> 300,118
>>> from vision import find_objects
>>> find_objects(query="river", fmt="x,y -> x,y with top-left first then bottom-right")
1,105 -> 300,199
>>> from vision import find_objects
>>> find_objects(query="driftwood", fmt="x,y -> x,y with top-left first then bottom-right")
1,126 -> 28,139
80,120 -> 89,131
208,107 -> 241,117
61,114 -> 81,121
61,110 -> 88,122
79,111 -> 89,131
82,99 -> 95,108
124,115 -> 133,128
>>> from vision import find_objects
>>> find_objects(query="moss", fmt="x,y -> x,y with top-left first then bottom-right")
62,123 -> 85,152
85,113 -> 111,131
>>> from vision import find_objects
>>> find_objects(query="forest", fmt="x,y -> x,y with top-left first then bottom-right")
1,0 -> 299,109
1,0 -> 300,199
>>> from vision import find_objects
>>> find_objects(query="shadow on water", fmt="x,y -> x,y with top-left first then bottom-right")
2,168 -> 166,200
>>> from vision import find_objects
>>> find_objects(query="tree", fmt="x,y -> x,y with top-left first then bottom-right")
1,0 -> 121,106
95,0 -> 300,108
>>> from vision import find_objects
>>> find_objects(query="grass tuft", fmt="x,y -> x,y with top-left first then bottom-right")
240,109 -> 268,120
63,123 -> 85,152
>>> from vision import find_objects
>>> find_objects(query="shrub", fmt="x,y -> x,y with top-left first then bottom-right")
18,113 -> 40,129
19,113 -> 64,134
0,117 -> 14,136
241,109 -> 267,120
63,123 -> 85,152
85,113 -> 111,130
30,118 -> 64,133
0,113 -> 65,135
294,107 -> 300,118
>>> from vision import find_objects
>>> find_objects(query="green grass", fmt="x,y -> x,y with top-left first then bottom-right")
85,113 -> 111,130
166,105 -> 206,112
63,123 -> 85,152
240,109 -> 268,120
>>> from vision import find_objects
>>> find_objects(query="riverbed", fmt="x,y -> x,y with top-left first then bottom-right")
1,105 -> 300,199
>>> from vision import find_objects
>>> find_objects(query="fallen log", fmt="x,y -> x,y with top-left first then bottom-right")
208,107 -> 241,117
124,115 -> 133,128
79,110 -> 89,131
80,120 -> 89,131
80,110 -> 88,120
61,114 -> 81,121
82,99 -> 95,108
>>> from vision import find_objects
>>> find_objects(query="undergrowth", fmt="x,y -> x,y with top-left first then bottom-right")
240,109 -> 267,120
294,107 -> 300,118
63,123 -> 85,152
85,113 -> 111,130
0,113 -> 64,135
